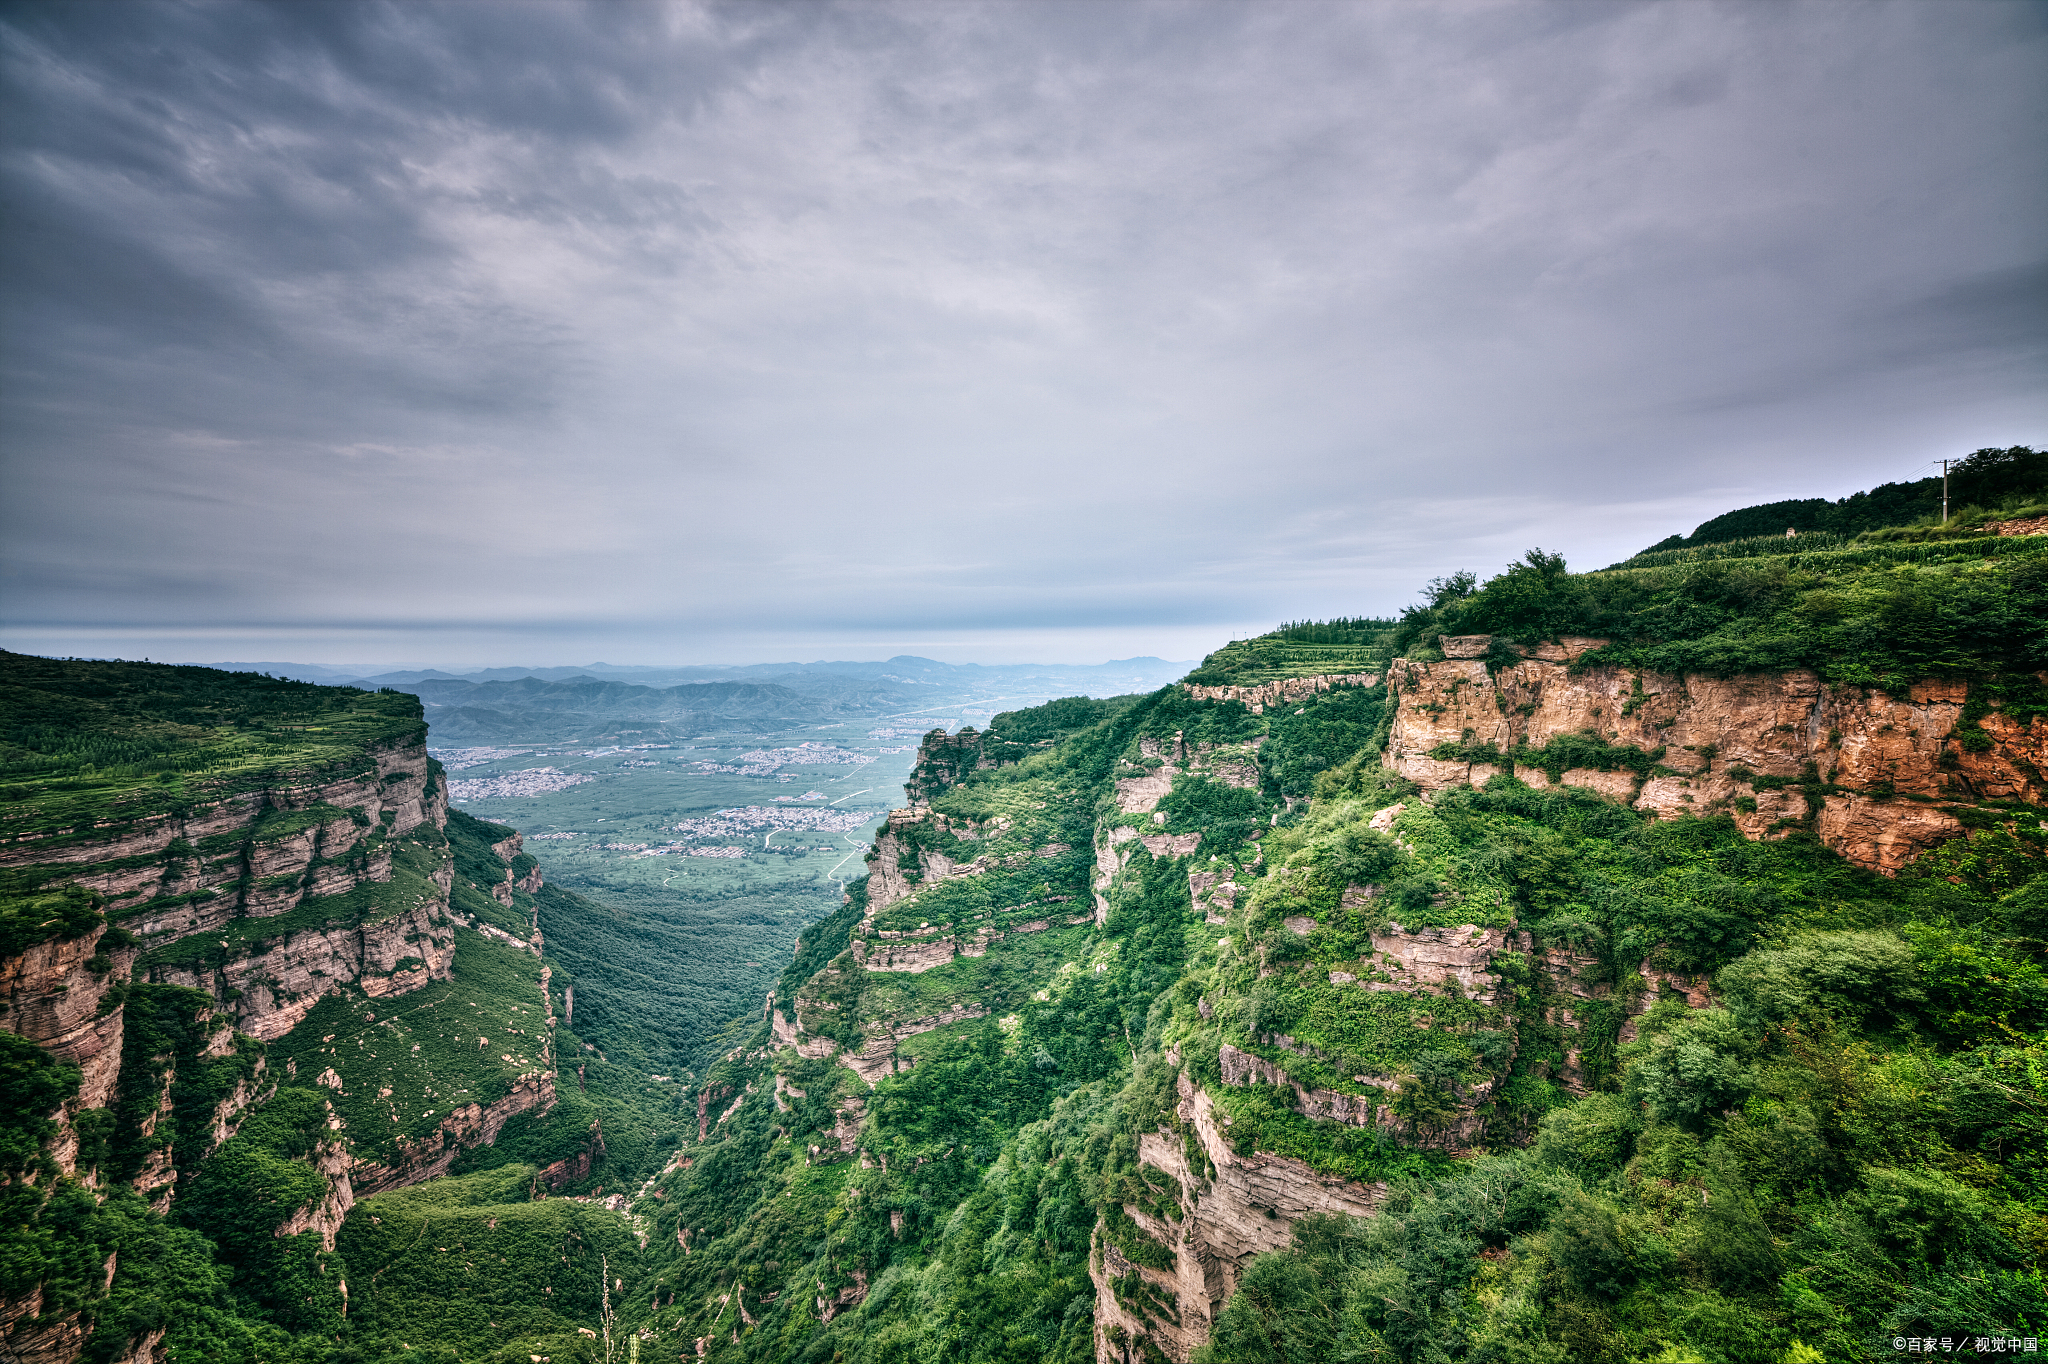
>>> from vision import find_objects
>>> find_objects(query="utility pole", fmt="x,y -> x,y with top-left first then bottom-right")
1942,459 -> 1951,525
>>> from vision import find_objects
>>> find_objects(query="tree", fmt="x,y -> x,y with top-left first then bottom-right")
1950,445 -> 2045,507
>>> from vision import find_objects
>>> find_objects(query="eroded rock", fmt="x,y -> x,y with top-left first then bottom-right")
1384,657 -> 2046,873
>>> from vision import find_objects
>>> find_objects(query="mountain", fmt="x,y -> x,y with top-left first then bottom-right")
191,656 -> 1199,745
6,521 -> 2047,1364
0,656 -> 690,1360
399,674 -> 925,744
624,528 -> 2046,1364
205,655 -> 1197,695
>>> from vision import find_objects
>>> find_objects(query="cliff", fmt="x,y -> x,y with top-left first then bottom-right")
1,666 -> 456,1174
0,658 -> 564,1363
1383,637 -> 2046,873
1095,1067 -> 1387,1362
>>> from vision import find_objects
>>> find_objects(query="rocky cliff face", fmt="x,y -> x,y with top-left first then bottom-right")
1384,643 -> 2045,873
1095,1067 -> 1387,1364
0,930 -> 137,1176
3,727 -> 456,1190
902,727 -> 993,805
1182,671 -> 1381,714
0,690 -> 559,1364
145,892 -> 458,1043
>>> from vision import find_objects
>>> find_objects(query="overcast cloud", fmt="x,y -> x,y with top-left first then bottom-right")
2,0 -> 2042,667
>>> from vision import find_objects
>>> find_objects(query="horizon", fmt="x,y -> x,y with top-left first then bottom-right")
4,1 -> 2048,659
6,648 -> 1205,674
3,1 -> 2040,665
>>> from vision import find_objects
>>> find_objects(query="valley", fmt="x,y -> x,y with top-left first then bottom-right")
3,486 -> 2046,1364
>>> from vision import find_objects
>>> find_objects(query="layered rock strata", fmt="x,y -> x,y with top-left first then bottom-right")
1094,1071 -> 1387,1364
0,706 -> 560,1364
1181,672 -> 1381,714
1385,648 -> 2046,873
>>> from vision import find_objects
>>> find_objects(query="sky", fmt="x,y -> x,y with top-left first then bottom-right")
2,0 -> 2043,669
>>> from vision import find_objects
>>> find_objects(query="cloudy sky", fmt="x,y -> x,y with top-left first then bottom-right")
2,1 -> 2042,668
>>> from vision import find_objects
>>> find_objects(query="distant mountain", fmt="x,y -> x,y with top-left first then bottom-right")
401,675 -> 930,744
197,660 -> 438,683
357,654 -> 1193,691
184,654 -> 1194,744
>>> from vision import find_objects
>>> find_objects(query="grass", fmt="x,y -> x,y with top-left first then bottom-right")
263,930 -> 556,1160
338,1163 -> 650,1357
1186,634 -> 1394,687
860,923 -> 1095,1027
0,652 -> 423,852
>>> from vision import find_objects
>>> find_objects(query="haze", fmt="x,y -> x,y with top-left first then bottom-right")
2,0 -> 2042,668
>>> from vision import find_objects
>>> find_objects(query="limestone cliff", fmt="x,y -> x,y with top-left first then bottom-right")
0,669 -> 562,1364
902,726 -> 993,805
1095,1066 -> 1387,1364
1182,671 -> 1381,714
0,929 -> 137,1175
1383,641 -> 2045,873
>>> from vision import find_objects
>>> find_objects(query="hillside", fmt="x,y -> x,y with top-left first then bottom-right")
1634,444 -> 2044,556
0,658 -> 692,1363
611,531 -> 2045,1364
4,517 -> 2047,1364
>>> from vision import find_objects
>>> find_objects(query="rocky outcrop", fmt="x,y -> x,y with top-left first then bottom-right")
1097,734 -> 1265,921
0,930 -> 137,1175
1186,871 -> 1239,925
852,929 -> 957,973
835,1003 -> 988,1088
0,1283 -> 93,1364
3,735 -> 438,935
1385,652 -> 2046,873
1182,672 -> 1381,714
1,729 -> 458,1220
863,810 -> 925,912
5,728 -> 452,1052
1094,1071 -> 1387,1364
349,1068 -> 558,1197
145,895 -> 456,1042
1359,922 -> 1515,1005
904,727 -> 991,804
270,1137 -> 358,1251
1114,770 -> 1177,815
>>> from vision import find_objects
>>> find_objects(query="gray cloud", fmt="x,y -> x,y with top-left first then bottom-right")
2,0 -> 2043,666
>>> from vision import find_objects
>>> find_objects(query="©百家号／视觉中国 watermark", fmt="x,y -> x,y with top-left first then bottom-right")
1892,1337 -> 2039,1354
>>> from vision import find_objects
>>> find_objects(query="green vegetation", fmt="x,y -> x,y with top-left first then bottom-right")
0,652 -> 423,856
337,1165 -> 650,1359
1260,682 -> 1387,797
603,563 -> 2045,1363
0,656 -> 702,1363
10,527 -> 2048,1364
1185,619 -> 1395,685
1,1030 -> 326,1364
1197,813 -> 2048,1360
1395,538 -> 2048,692
1634,445 -> 2043,554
